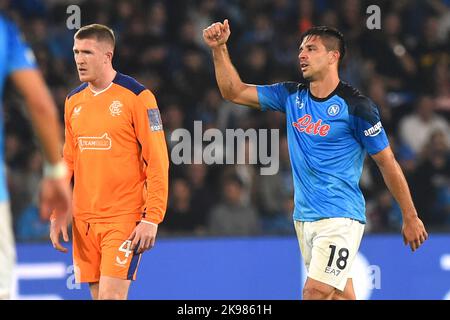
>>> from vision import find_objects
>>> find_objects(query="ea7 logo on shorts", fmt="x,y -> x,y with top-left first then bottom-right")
364,121 -> 383,137
109,100 -> 123,117
325,266 -> 341,276
78,133 -> 112,151
148,108 -> 163,131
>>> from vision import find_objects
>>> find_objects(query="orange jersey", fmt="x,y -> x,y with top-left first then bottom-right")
64,72 -> 169,224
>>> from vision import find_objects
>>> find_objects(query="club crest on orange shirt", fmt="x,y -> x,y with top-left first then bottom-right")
109,100 -> 123,117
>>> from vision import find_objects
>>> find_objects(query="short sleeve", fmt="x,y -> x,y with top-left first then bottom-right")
350,98 -> 389,155
256,82 -> 293,113
6,19 -> 36,74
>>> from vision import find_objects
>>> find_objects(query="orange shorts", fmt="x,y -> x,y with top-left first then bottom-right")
72,218 -> 142,283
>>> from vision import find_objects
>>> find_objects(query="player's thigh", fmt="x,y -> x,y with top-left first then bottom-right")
0,202 -> 15,262
0,202 -> 15,299
308,218 -> 364,292
303,277 -> 335,300
332,278 -> 356,300
89,282 -> 99,300
98,276 -> 131,300
99,221 -> 142,281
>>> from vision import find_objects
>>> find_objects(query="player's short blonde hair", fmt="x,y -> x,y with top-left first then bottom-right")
74,24 -> 115,49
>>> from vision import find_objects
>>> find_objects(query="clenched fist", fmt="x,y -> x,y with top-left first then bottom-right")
203,19 -> 231,48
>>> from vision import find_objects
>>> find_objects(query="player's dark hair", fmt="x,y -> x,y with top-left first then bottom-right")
300,26 -> 346,64
74,24 -> 115,49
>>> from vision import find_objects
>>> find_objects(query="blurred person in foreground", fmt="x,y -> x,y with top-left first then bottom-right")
0,13 -> 71,299
203,20 -> 427,300
50,24 -> 169,300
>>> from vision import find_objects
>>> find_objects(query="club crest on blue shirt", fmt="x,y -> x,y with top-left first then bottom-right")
327,104 -> 340,116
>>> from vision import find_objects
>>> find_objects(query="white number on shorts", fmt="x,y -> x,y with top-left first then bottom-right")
327,245 -> 349,270
119,240 -> 133,258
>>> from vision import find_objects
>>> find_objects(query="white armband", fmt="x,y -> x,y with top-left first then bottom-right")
44,161 -> 68,179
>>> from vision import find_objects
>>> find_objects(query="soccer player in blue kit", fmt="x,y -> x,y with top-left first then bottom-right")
203,20 -> 428,300
0,14 -> 71,299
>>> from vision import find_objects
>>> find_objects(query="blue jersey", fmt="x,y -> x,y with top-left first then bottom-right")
0,14 -> 37,201
257,81 -> 389,223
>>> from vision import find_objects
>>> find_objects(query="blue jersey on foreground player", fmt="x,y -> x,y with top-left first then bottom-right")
0,14 -> 37,201
203,20 -> 428,300
0,13 -> 71,299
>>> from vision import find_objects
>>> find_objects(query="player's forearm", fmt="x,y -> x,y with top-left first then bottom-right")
212,44 -> 247,101
144,177 -> 168,224
144,133 -> 169,224
26,97 -> 63,164
12,70 -> 63,165
377,157 -> 417,220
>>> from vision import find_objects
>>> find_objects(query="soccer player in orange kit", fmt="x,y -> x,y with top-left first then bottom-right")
49,24 -> 169,300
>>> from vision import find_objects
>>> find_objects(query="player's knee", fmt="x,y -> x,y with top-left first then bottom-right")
332,289 -> 355,300
303,285 -> 334,300
97,291 -> 127,300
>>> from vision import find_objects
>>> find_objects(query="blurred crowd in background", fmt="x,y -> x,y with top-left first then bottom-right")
1,0 -> 449,241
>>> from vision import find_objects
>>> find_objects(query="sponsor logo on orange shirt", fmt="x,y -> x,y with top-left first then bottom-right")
78,133 -> 112,151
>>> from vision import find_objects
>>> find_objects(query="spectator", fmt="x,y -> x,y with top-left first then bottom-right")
162,178 -> 198,235
399,95 -> 449,155
187,163 -> 216,233
411,129 -> 450,228
208,175 -> 260,236
255,135 -> 294,234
